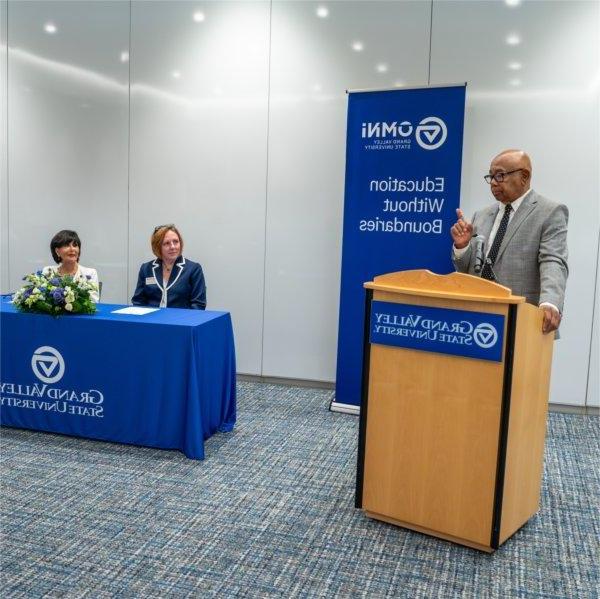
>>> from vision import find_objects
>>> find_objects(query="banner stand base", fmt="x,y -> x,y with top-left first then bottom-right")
329,399 -> 360,416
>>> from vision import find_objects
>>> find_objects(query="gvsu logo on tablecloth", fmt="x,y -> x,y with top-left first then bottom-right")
31,346 -> 65,384
370,301 -> 505,362
361,116 -> 448,151
0,346 -> 105,419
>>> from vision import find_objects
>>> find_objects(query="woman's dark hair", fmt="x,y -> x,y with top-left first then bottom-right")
50,230 -> 81,264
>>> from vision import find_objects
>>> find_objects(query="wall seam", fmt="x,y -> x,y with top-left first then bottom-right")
5,0 -> 9,289
260,0 -> 273,377
427,0 -> 433,85
126,0 -> 131,299
584,228 -> 600,406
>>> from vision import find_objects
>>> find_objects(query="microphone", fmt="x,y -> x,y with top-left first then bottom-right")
473,235 -> 486,274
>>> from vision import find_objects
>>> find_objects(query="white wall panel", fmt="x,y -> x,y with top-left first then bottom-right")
129,1 -> 270,374
263,0 -> 432,381
430,0 -> 600,406
6,0 -> 129,302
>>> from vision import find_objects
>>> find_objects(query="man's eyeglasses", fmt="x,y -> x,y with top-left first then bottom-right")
484,169 -> 524,184
154,224 -> 175,233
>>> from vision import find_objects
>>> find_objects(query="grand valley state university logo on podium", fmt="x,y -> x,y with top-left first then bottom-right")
370,301 -> 505,362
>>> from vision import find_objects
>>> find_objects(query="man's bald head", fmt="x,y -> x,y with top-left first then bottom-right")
488,149 -> 532,204
493,149 -> 532,173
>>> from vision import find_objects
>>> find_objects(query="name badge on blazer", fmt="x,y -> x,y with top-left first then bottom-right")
145,277 -> 158,285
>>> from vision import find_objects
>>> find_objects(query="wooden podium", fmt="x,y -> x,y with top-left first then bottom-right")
355,270 -> 554,552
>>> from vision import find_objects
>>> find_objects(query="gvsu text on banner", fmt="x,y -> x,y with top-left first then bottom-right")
333,85 -> 466,410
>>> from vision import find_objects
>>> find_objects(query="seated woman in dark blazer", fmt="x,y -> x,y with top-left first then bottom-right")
132,225 -> 206,309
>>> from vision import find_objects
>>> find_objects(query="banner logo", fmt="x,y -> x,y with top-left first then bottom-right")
361,121 -> 413,138
31,346 -> 65,384
473,323 -> 498,349
415,117 -> 447,150
361,116 -> 448,151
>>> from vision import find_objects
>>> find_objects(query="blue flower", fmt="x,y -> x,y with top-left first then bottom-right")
35,270 -> 43,276
50,277 -> 60,286
23,289 -> 32,298
52,289 -> 65,303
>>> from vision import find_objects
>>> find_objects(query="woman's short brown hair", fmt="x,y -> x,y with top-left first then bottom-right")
151,225 -> 184,259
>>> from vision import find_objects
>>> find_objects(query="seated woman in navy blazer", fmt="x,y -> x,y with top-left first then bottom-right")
132,224 -> 206,309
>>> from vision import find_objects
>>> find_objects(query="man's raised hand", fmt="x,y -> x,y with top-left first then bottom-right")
451,208 -> 474,249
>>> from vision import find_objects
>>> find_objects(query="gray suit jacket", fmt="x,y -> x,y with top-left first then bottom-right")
452,190 -> 569,312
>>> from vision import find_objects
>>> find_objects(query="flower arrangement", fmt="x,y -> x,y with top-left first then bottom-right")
13,271 -> 97,315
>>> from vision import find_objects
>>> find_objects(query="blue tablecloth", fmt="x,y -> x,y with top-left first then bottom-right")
0,299 -> 236,459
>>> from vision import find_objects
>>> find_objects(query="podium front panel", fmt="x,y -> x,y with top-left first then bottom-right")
361,290 -> 511,547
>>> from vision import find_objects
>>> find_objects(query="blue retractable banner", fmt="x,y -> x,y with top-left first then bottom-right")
334,85 -> 466,409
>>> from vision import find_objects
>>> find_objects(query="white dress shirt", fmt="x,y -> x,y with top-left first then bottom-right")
483,191 -> 529,258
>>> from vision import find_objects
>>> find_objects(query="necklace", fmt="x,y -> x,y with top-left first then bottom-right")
58,264 -> 78,276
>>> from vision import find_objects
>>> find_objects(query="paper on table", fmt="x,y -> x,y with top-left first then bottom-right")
111,307 -> 160,315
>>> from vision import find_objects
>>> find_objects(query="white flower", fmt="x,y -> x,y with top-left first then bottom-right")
65,303 -> 73,312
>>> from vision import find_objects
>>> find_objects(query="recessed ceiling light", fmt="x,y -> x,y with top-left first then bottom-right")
509,78 -> 522,86
508,61 -> 522,70
351,41 -> 364,52
172,70 -> 181,79
44,22 -> 57,34
193,11 -> 205,23
506,33 -> 521,46
376,63 -> 388,74
316,6 -> 329,18
120,51 -> 129,63
505,0 -> 522,6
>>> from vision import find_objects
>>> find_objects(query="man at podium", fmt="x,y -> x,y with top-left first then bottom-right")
451,149 -> 569,334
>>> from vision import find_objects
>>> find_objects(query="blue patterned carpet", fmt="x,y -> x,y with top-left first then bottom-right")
1,382 -> 598,598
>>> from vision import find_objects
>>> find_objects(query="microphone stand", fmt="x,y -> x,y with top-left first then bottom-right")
483,258 -> 498,282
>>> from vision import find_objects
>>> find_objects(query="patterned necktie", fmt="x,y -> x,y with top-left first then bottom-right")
481,203 -> 512,281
